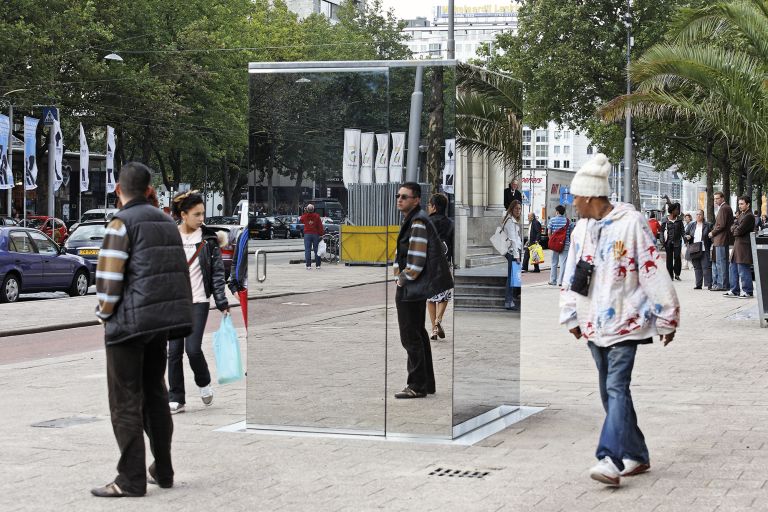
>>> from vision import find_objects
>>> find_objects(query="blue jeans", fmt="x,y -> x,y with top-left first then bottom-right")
304,234 -> 321,268
549,245 -> 569,285
729,262 -> 753,295
588,341 -> 649,470
714,245 -> 730,289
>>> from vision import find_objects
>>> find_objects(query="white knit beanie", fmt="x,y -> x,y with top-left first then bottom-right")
571,153 -> 612,197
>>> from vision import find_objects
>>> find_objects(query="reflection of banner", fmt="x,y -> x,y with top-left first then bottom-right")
698,191 -> 706,210
374,133 -> 389,183
0,115 -> 12,189
389,132 -> 405,183
360,132 -> 374,184
52,119 -> 64,191
106,126 -> 116,193
24,117 -> 39,191
442,138 -> 455,194
79,124 -> 89,192
342,128 -> 361,188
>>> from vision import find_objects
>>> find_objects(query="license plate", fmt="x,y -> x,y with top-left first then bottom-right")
79,249 -> 99,256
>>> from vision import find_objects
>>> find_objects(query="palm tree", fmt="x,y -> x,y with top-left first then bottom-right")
456,63 -> 524,177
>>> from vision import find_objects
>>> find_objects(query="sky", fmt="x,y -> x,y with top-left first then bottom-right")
380,0 -> 515,21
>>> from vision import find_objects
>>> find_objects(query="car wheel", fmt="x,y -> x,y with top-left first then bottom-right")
1,273 -> 20,303
69,270 -> 89,297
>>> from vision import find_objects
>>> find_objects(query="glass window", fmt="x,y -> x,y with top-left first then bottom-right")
523,159 -> 531,168
522,144 -> 531,158
535,159 -> 547,168
522,129 -> 531,143
587,145 -> 593,155
535,144 -> 548,158
554,160 -> 561,168
535,129 -> 548,143
564,131 -> 572,141
553,130 -> 562,140
9,231 -> 33,253
554,146 -> 560,155
563,160 -> 570,169
563,145 -> 571,154
29,231 -> 58,254
68,224 -> 106,242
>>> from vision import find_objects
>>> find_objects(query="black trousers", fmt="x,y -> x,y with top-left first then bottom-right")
168,303 -> 211,404
665,244 -> 682,278
691,251 -> 712,288
522,246 -> 539,271
395,287 -> 435,394
106,333 -> 174,495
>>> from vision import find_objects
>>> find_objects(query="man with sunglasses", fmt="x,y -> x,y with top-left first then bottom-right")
393,182 -> 453,399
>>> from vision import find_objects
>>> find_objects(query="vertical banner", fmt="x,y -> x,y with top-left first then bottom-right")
0,115 -> 11,189
442,138 -> 456,194
359,132 -> 374,184
389,132 -> 406,183
342,128 -> 361,188
374,133 -> 389,183
79,124 -> 89,192
106,125 -> 116,193
23,117 -> 39,191
52,119 -> 64,191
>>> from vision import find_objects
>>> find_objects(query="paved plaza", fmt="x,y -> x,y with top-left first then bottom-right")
1,265 -> 766,511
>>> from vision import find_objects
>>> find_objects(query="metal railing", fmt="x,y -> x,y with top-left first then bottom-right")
253,248 -> 306,283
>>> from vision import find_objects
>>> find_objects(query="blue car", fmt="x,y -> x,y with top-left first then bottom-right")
0,227 -> 92,303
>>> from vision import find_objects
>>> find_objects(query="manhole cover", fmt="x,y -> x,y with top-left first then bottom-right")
32,416 -> 100,428
429,467 -> 490,479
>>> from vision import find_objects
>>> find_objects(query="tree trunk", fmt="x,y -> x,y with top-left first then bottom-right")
756,182 -> 763,216
293,167 -> 304,213
267,158 -> 274,214
719,142 -> 731,200
426,67 -> 445,194
221,155 -> 232,216
706,139 -> 715,223
141,126 -> 153,164
746,165 -> 754,202
737,160 -> 746,197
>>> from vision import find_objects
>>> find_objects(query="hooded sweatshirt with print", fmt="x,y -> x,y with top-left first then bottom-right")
559,202 -> 680,347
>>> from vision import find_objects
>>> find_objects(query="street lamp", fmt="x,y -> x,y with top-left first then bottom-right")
103,52 -> 124,63
623,0 -> 633,205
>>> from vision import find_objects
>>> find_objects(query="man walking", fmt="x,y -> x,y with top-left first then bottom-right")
559,154 -> 680,487
661,202 -> 684,280
709,191 -> 734,291
547,205 -> 571,286
394,182 -> 453,399
724,196 -> 755,298
91,162 -> 193,497
522,212 -> 541,273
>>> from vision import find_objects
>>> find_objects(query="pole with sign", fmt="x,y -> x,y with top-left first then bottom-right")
42,106 -> 59,217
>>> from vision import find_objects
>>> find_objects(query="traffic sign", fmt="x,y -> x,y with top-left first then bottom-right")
41,107 -> 59,126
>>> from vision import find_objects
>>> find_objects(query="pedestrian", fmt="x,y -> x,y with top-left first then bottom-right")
393,182 -> 453,399
682,213 -> 693,270
708,191 -> 734,291
91,162 -> 193,497
300,203 -> 324,270
647,212 -> 661,240
503,200 -> 524,310
167,191 -> 230,414
761,214 -> 768,232
425,193 -> 454,341
559,153 -> 680,487
503,178 -> 523,210
661,202 -> 684,280
522,212 -> 541,273
755,210 -> 765,232
547,204 -> 571,286
724,196 -> 756,298
684,210 -> 712,289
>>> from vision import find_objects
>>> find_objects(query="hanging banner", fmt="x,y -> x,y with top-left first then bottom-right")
23,117 -> 39,191
106,125 -> 116,193
0,115 -> 12,189
389,132 -> 406,183
52,119 -> 64,192
79,124 -> 89,192
342,128 -> 361,188
374,133 -> 389,184
359,132 -> 374,184
442,138 -> 456,194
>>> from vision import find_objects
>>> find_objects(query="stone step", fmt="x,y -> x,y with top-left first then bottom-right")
466,254 -> 508,268
466,245 -> 496,256
453,284 -> 506,298
454,295 -> 508,309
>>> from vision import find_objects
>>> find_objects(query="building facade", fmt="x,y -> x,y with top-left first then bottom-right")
284,0 -> 364,21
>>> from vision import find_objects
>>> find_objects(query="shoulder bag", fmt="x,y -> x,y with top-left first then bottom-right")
490,214 -> 512,256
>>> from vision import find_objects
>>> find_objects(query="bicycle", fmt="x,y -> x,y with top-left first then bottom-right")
320,232 -> 341,264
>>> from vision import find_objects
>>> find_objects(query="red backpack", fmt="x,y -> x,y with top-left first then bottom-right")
548,218 -> 569,253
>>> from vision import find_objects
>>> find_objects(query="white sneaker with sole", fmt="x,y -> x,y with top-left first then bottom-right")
723,291 -> 738,297
200,385 -> 214,406
589,457 -> 621,486
169,402 -> 185,414
621,459 -> 650,476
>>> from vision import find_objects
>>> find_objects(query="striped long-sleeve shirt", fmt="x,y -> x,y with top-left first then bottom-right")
548,214 -> 571,245
95,218 -> 130,320
396,219 -> 428,286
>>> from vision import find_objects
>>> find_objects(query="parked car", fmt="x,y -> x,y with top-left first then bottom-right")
277,216 -> 304,238
63,221 -> 107,274
204,224 -> 244,279
69,208 -> 119,233
307,199 -> 344,223
206,216 -> 239,225
249,216 -> 275,240
23,216 -> 69,244
0,227 -> 91,303
0,216 -> 19,226
321,217 -> 340,234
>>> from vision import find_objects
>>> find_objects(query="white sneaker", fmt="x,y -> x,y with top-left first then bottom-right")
589,457 -> 621,486
169,402 -> 185,414
200,385 -> 214,406
723,291 -> 738,297
621,459 -> 650,476
739,292 -> 753,299
315,267 -> 322,271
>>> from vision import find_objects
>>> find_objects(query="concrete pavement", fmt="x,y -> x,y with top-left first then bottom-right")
1,265 -> 767,510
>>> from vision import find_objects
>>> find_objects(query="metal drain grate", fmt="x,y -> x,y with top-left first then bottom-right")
429,468 -> 490,479
31,416 -> 100,428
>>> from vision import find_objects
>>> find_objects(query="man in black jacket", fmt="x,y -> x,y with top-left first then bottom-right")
522,212 -> 541,273
504,179 -> 523,209
662,202 -> 685,280
91,162 -> 193,498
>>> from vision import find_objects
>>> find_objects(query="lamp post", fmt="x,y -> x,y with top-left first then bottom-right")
103,52 -> 124,212
623,0 -> 633,204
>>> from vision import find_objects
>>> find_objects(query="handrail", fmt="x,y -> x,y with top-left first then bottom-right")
253,248 -> 306,283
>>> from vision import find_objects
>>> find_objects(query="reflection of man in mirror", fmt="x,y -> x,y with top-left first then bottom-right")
393,182 -> 453,399
25,155 -> 35,186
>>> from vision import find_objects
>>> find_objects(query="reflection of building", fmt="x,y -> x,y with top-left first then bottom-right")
285,0 -> 364,21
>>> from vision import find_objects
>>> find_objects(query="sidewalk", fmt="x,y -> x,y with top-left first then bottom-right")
1,268 -> 767,510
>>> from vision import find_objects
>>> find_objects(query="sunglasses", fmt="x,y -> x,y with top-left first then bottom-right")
395,194 -> 416,200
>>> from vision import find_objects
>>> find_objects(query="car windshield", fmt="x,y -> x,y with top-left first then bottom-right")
81,212 -> 110,222
68,224 -> 106,242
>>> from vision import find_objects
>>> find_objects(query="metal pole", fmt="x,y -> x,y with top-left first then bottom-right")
48,124 -> 55,217
447,0 -> 455,60
405,66 -> 424,183
6,104 -> 11,217
204,163 -> 208,216
623,0 -> 633,204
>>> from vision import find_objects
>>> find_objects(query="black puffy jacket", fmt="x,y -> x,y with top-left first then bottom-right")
196,226 -> 229,311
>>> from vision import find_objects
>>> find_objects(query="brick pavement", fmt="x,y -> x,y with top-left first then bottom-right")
0,266 -> 766,511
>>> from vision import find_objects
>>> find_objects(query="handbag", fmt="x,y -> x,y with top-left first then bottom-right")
490,215 -> 512,256
687,241 -> 703,258
509,259 -> 522,287
317,240 -> 327,257
212,314 -> 244,384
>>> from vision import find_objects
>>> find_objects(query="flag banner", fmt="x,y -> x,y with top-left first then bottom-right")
342,128 -> 361,188
79,124 -> 89,192
389,132 -> 406,183
359,132 -> 374,184
23,117 -> 39,191
52,119 -> 64,191
374,133 -> 389,183
442,138 -> 456,194
106,125 -> 116,193
0,115 -> 12,189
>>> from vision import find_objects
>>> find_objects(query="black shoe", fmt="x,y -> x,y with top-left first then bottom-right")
148,463 -> 173,489
394,387 -> 426,399
521,269 -> 528,273
91,482 -> 143,498
694,286 -> 702,290
532,269 -> 541,273
674,276 -> 682,281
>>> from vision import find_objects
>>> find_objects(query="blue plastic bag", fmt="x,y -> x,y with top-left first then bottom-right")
509,260 -> 522,287
213,314 -> 244,384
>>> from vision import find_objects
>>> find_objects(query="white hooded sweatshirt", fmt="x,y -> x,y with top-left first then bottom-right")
559,202 -> 680,347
